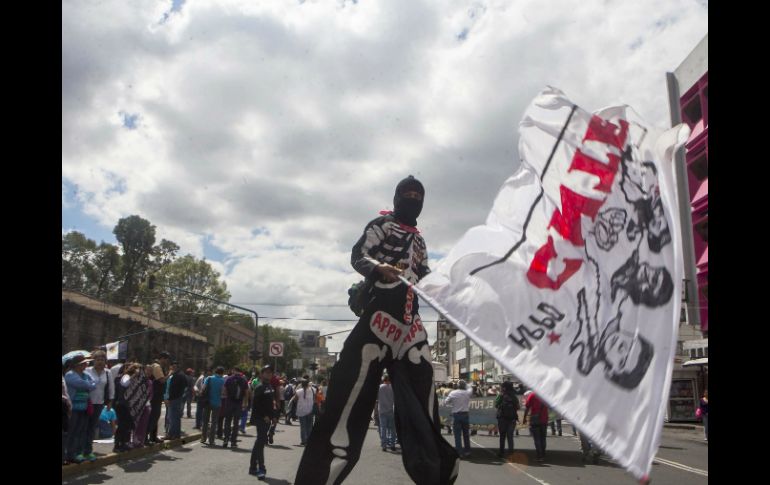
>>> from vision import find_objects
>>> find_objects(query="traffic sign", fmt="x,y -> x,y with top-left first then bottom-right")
293,358 -> 303,370
269,342 -> 284,357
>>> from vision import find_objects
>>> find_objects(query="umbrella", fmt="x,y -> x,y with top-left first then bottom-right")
62,350 -> 91,366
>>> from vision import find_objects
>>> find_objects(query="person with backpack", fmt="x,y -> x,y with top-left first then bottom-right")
494,381 -> 520,458
283,378 -> 297,425
222,366 -> 249,448
522,390 -> 549,463
200,367 -> 226,446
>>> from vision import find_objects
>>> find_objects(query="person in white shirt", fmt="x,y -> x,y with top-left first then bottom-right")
193,369 -> 208,430
444,380 -> 473,458
84,350 -> 114,460
290,379 -> 316,446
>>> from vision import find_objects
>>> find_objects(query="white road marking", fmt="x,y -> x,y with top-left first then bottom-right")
652,457 -> 708,477
470,438 -> 552,485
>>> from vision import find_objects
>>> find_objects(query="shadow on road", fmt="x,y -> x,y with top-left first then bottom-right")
118,453 -> 178,473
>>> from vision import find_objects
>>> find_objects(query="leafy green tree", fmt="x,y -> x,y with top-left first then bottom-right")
113,215 -> 157,305
140,254 -> 230,326
212,343 -> 249,370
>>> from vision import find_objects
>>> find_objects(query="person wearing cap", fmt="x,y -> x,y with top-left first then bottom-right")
64,355 -> 97,463
295,176 -> 459,485
249,365 -> 276,479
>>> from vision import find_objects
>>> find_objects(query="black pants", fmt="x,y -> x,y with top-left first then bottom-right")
217,402 -> 226,438
147,400 -> 162,441
294,285 -> 459,485
250,419 -> 270,472
222,401 -> 241,445
114,403 -> 134,449
530,423 -> 547,458
498,419 -> 515,453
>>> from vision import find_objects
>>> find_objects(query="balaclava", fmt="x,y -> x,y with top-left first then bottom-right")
393,175 -> 424,227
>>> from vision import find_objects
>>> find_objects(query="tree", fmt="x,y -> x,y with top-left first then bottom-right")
140,254 -> 231,327
62,231 -> 96,290
212,343 -> 249,370
62,232 -> 122,298
114,215 -> 157,305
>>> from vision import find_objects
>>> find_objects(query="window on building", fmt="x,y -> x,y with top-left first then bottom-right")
690,349 -> 697,359
682,96 -> 702,127
689,151 -> 708,181
694,218 -> 708,243
696,348 -> 704,358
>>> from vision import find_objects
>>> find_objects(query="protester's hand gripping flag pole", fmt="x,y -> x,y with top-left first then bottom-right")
401,87 -> 689,484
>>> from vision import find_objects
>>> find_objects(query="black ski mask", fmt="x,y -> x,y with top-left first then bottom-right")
393,175 -> 424,227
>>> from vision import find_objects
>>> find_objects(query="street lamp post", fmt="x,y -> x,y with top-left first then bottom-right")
148,275 -> 260,375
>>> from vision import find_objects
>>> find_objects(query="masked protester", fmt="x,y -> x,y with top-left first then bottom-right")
294,176 -> 459,485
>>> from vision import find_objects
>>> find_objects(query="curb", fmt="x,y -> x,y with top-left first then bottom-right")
663,423 -> 701,431
62,432 -> 203,479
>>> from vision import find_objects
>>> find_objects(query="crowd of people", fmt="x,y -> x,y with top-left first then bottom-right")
437,379 -> 577,463
62,348 -> 327,480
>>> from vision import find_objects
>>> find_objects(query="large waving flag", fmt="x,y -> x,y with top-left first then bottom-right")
414,87 -> 690,481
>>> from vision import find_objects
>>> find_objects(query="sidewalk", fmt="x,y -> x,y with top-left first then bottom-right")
64,402 -> 212,478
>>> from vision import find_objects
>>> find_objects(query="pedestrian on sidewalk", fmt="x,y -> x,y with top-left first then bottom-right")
63,374 -> 71,465
495,381 -> 519,458
578,429 -> 600,463
284,378 -> 297,425
699,390 -> 708,442
249,365 -> 276,480
193,369 -> 209,430
445,379 -> 473,458
523,391 -> 548,463
184,368 -> 196,419
550,412 -> 563,436
378,375 -> 397,452
164,362 -> 187,440
132,365 -> 154,447
147,351 -> 170,443
65,355 -> 96,463
201,367 -> 225,446
222,366 -> 249,448
240,371 -> 252,434
290,378 -> 316,446
84,350 -> 114,461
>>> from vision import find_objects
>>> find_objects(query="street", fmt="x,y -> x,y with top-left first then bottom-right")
63,418 -> 707,485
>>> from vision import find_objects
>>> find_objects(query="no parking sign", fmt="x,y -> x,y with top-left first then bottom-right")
269,342 -> 284,357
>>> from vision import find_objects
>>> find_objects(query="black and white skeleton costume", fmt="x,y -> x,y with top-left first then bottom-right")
294,177 -> 460,485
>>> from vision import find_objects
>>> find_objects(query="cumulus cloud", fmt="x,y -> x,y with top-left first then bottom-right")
62,0 -> 707,348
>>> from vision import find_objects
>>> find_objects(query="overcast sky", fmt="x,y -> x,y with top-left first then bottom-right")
62,0 -> 708,353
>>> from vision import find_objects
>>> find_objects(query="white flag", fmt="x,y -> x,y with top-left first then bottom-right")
106,340 -> 120,361
415,87 -> 689,481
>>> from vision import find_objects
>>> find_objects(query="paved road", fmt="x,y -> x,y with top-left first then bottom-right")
65,419 -> 707,485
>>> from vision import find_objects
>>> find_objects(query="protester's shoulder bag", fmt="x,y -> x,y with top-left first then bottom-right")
199,378 -> 210,407
348,227 -> 414,316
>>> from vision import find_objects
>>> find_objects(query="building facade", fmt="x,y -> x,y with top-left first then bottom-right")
665,33 -> 708,421
62,289 -> 210,372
